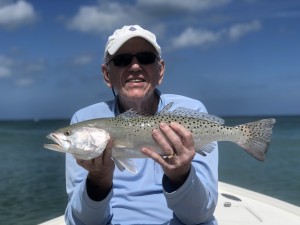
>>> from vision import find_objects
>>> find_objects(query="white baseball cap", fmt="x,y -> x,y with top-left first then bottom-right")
104,25 -> 161,57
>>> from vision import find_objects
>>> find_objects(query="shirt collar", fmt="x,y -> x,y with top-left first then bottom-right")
113,88 -> 164,116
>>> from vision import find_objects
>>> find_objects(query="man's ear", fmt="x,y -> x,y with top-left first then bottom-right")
102,64 -> 112,88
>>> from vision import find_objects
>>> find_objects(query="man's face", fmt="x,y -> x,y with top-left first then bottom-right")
103,37 -> 165,104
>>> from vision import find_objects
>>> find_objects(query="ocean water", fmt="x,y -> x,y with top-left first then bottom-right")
0,116 -> 299,225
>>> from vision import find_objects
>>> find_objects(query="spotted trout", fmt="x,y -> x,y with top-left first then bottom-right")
44,103 -> 275,172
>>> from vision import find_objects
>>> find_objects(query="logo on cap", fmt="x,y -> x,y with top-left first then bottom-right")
129,26 -> 137,31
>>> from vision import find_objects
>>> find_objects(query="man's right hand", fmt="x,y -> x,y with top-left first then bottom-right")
76,139 -> 115,201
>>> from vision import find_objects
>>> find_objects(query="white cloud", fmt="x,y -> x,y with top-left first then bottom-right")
137,0 -> 231,12
273,10 -> 300,18
0,0 -> 37,29
73,55 -> 93,65
0,55 -> 13,78
171,20 -> 261,49
67,3 -> 132,33
228,20 -> 261,40
0,54 -> 46,87
0,54 -> 13,65
66,2 -> 261,52
15,77 -> 33,86
25,62 -> 44,73
171,27 -> 222,49
0,65 -> 11,77
66,0 -> 232,35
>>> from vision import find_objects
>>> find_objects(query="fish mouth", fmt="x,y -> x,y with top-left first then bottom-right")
44,133 -> 66,152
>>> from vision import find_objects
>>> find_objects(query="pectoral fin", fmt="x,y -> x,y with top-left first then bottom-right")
112,157 -> 137,174
195,142 -> 217,156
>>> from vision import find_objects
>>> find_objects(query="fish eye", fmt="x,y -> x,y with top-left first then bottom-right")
64,130 -> 71,136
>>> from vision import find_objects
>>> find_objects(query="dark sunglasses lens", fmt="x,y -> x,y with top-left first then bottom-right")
112,52 -> 157,67
136,53 -> 157,64
112,54 -> 133,67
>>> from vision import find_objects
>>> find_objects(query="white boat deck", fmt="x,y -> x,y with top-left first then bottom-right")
216,182 -> 300,224
40,182 -> 300,225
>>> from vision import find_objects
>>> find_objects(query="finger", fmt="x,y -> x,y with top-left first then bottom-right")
152,127 -> 174,156
96,139 -> 115,173
158,122 -> 184,154
76,158 -> 94,171
141,147 -> 170,168
91,155 -> 103,169
102,139 -> 113,163
91,139 -> 112,168
169,122 -> 194,149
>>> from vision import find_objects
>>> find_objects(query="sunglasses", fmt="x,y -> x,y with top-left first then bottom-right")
107,52 -> 158,67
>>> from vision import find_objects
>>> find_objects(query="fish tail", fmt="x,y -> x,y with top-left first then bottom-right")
235,118 -> 276,161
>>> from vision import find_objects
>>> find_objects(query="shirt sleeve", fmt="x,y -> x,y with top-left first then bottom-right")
64,114 -> 114,225
163,149 -> 218,224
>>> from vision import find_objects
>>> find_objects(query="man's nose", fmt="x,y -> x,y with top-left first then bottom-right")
129,56 -> 142,71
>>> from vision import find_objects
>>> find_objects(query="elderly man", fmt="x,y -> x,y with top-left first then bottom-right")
65,25 -> 218,225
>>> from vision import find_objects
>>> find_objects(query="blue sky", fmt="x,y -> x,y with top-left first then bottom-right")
0,0 -> 299,119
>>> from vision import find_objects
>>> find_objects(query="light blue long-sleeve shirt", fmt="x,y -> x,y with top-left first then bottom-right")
65,92 -> 218,225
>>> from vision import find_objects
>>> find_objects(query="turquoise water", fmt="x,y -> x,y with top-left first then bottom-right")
218,116 -> 300,207
0,117 -> 299,225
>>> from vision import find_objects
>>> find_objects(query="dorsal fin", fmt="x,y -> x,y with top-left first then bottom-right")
117,109 -> 141,119
172,107 -> 224,124
157,102 -> 174,115
117,102 -> 224,124
157,102 -> 224,124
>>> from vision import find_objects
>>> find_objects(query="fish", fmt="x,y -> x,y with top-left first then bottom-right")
44,103 -> 276,173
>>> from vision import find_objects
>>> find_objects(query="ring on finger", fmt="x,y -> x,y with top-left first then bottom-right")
163,151 -> 174,159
